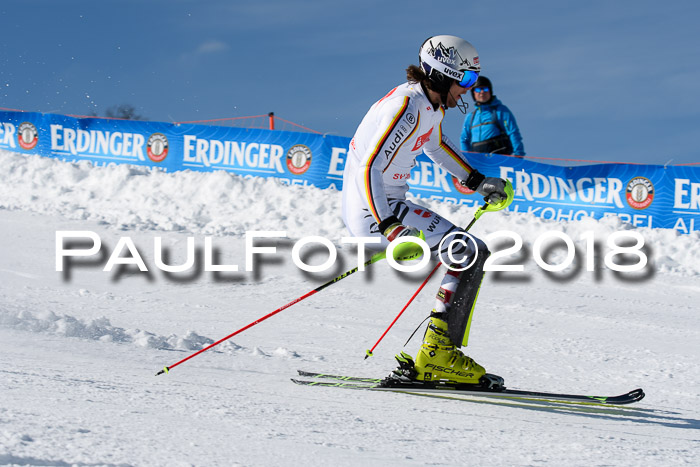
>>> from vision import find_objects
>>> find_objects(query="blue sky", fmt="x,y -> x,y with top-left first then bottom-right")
2,0 -> 698,165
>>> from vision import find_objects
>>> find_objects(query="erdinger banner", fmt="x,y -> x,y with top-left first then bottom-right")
0,110 -> 337,188
408,153 -> 700,234
2,110 -> 698,233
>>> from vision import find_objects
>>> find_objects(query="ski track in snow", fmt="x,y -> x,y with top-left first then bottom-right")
0,151 -> 699,466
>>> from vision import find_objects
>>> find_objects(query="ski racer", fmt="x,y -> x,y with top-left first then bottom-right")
342,35 -> 510,388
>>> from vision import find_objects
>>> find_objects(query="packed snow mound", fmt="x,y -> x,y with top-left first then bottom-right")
0,306 -> 315,362
0,151 -> 345,239
2,150 -> 698,276
0,307 -> 246,352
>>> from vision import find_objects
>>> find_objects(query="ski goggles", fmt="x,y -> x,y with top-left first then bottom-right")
457,71 -> 479,89
473,87 -> 490,93
422,53 -> 479,88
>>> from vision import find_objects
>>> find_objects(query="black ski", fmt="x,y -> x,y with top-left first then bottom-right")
294,370 -> 645,405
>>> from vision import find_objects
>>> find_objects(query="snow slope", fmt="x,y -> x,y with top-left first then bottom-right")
1,151 -> 699,466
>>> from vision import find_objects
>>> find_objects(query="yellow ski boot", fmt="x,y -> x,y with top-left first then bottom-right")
414,316 -> 486,384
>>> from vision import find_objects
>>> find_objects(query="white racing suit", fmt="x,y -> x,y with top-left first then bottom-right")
342,82 -> 489,347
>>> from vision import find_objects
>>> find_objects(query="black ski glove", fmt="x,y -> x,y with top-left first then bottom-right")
477,177 -> 508,204
461,170 -> 508,204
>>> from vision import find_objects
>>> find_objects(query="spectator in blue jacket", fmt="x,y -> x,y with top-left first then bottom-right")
460,76 -> 525,157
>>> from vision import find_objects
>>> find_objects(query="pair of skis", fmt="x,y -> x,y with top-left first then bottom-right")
292,370 -> 645,406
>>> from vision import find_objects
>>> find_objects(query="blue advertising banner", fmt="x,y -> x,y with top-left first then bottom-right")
2,110 -> 698,233
408,153 -> 700,233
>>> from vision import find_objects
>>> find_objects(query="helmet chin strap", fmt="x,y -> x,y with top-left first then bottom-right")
455,94 -> 469,114
445,86 -> 469,114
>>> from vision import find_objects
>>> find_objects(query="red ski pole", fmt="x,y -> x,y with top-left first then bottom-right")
364,261 -> 442,359
156,248 -> 388,376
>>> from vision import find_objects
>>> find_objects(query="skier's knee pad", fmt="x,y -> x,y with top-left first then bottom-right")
445,239 -> 490,347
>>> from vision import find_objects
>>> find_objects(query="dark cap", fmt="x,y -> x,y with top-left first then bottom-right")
471,76 -> 493,100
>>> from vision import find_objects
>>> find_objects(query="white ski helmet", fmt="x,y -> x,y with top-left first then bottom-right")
419,35 -> 480,92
